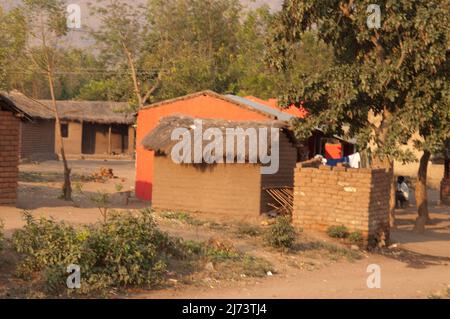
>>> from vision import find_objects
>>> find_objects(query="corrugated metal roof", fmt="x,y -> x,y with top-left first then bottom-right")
225,95 -> 294,121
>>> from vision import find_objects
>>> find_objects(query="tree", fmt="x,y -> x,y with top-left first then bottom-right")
145,0 -> 243,100
89,0 -> 159,109
404,68 -> 450,231
268,0 -> 449,229
0,5 -> 26,91
19,0 -> 73,200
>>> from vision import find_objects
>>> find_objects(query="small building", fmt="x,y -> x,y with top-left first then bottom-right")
141,115 -> 298,216
0,91 -> 135,161
40,100 -> 135,156
136,90 -> 355,201
0,90 -> 57,162
0,96 -> 22,205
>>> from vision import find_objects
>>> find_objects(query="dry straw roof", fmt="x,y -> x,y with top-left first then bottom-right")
141,115 -> 296,163
0,90 -> 134,124
39,100 -> 134,125
0,90 -> 54,120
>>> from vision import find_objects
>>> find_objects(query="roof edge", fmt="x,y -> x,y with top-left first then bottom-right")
140,90 -> 278,119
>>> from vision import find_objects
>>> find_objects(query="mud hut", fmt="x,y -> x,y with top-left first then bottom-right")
141,115 -> 299,216
39,100 -> 135,156
0,90 -> 57,162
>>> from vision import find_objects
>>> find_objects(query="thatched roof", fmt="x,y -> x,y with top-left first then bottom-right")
141,115 -> 296,163
0,90 -> 134,125
39,100 -> 134,125
0,90 -> 54,120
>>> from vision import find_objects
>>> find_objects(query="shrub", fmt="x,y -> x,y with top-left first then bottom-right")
348,231 -> 363,244
235,223 -> 262,237
12,212 -> 84,279
160,211 -> 204,226
83,210 -> 180,287
326,225 -> 349,239
12,209 -> 184,294
263,216 -> 297,249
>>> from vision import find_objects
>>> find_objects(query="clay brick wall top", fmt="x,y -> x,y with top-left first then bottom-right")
0,110 -> 20,205
292,164 -> 390,243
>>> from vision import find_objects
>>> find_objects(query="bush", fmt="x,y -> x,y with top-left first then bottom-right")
264,216 -> 297,249
12,212 -> 84,279
326,225 -> 349,239
348,231 -> 363,244
235,223 -> 262,237
12,209 -> 184,294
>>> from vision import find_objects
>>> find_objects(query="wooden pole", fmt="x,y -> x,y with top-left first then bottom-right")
108,125 -> 112,155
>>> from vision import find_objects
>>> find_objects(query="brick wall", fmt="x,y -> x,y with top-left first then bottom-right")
292,164 -> 391,245
0,110 -> 20,205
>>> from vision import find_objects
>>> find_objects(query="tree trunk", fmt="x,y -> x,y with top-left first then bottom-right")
123,45 -> 143,108
47,72 -> 72,201
413,150 -> 431,233
388,160 -> 396,228
375,107 -> 396,228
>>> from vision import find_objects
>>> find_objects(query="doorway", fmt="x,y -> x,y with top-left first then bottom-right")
82,122 -> 96,154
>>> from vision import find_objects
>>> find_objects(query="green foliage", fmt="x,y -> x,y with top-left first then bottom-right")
160,211 -> 204,226
264,216 -> 297,249
12,210 -> 183,294
348,231 -> 363,244
312,241 -> 362,262
235,223 -> 262,238
269,0 -> 449,162
326,225 -> 349,239
12,212 -> 84,279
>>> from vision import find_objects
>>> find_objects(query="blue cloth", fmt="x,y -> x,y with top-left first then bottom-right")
326,157 -> 348,167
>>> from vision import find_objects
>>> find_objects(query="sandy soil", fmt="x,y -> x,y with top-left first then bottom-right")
0,159 -> 449,299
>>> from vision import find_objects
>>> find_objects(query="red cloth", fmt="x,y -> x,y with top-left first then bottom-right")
325,143 -> 342,159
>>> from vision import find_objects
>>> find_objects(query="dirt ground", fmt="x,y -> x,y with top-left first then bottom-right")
0,159 -> 449,299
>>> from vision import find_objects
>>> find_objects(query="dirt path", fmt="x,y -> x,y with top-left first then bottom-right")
135,255 -> 449,299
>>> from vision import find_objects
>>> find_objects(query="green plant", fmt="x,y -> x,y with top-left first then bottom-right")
326,225 -> 349,239
12,212 -> 85,280
263,216 -> 297,249
235,223 -> 262,237
114,183 -> 124,192
160,211 -> 204,226
89,191 -> 111,223
348,231 -> 363,244
12,209 -> 184,294
240,255 -> 273,277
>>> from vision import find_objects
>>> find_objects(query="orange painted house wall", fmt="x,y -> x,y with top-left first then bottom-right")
135,93 -> 272,201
